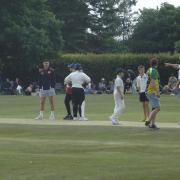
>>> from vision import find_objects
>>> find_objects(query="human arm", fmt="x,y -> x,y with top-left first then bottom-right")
165,63 -> 180,70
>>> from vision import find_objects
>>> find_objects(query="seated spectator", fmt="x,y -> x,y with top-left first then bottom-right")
3,78 -> 13,95
106,81 -> 114,94
127,69 -> 137,95
124,78 -> 132,94
25,84 -> 33,96
13,78 -> 23,95
98,78 -> 107,93
163,74 -> 177,94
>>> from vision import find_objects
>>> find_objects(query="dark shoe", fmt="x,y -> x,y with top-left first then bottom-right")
149,124 -> 160,130
145,121 -> 151,126
63,115 -> 73,120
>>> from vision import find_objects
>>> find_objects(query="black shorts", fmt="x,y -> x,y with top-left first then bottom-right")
139,92 -> 149,102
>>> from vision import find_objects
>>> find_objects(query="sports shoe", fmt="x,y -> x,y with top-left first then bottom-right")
145,120 -> 151,126
112,119 -> 120,125
73,117 -> 78,121
79,117 -> 88,121
63,115 -> 73,120
35,114 -> 43,120
49,114 -> 55,121
148,124 -> 160,130
109,116 -> 120,125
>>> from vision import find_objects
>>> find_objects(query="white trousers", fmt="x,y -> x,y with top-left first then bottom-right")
111,93 -> 125,120
81,101 -> 85,118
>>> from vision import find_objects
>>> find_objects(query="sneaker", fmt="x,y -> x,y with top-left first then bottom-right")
49,115 -> 55,121
79,117 -> 88,121
63,115 -> 73,120
111,119 -> 120,125
73,117 -> 78,121
145,120 -> 151,126
35,114 -> 43,120
148,124 -> 160,130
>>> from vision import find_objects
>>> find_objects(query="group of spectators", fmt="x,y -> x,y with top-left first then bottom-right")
162,74 -> 180,95
1,69 -> 180,96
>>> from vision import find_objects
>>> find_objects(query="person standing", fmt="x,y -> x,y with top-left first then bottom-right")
64,63 -> 91,120
35,60 -> 56,120
63,64 -> 75,120
136,65 -> 150,122
110,68 -> 125,125
145,58 -> 160,129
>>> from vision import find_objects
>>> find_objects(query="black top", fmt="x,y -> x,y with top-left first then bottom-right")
39,68 -> 56,90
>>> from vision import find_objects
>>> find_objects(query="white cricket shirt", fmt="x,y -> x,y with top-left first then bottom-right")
65,71 -> 91,88
114,76 -> 124,95
136,74 -> 148,93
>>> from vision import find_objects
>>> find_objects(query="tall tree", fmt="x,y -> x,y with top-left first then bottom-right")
129,3 -> 180,53
87,0 -> 136,53
0,0 -> 63,78
48,0 -> 90,53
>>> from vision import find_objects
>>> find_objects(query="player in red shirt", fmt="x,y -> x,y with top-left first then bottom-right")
63,64 -> 75,120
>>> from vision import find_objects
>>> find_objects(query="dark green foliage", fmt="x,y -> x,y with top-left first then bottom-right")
129,3 -> 180,53
0,0 -> 63,79
55,53 -> 180,85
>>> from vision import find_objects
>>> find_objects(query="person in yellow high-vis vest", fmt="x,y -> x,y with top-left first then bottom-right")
145,58 -> 160,129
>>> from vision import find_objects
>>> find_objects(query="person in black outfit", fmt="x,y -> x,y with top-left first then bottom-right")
64,64 -> 75,120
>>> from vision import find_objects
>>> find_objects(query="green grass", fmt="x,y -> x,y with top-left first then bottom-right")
0,95 -> 180,179
0,125 -> 180,180
0,94 -> 180,122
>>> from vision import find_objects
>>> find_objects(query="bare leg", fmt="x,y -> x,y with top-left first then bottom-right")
48,96 -> 55,111
142,102 -> 146,121
40,97 -> 46,111
148,107 -> 160,125
145,102 -> 150,120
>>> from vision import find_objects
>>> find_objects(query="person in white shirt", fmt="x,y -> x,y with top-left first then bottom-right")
165,62 -> 180,89
64,63 -> 91,120
136,65 -> 150,122
110,68 -> 125,125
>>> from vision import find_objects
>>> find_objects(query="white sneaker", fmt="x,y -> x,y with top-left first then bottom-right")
49,115 -> 55,121
35,114 -> 43,120
112,119 -> 120,125
79,117 -> 88,121
73,117 -> 78,121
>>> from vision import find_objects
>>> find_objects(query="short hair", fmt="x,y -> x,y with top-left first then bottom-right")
138,65 -> 145,70
150,58 -> 158,67
116,68 -> 125,75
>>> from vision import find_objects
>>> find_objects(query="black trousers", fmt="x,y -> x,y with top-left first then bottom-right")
64,93 -> 72,115
72,88 -> 85,117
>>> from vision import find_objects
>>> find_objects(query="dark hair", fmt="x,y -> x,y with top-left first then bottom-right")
138,65 -> 145,70
116,68 -> 125,75
150,58 -> 158,67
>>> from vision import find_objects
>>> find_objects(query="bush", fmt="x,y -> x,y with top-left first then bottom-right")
55,53 -> 180,85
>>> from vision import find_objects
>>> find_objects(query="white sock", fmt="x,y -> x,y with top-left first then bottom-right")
50,111 -> 55,116
81,101 -> 85,117
40,111 -> 43,116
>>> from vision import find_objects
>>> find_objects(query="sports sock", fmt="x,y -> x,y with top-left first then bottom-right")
40,111 -> 43,116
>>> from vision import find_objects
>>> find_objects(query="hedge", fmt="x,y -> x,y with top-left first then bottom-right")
2,53 -> 180,86
54,53 -> 180,85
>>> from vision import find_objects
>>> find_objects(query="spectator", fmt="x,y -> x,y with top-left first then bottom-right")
98,78 -> 107,93
127,69 -> 137,95
106,81 -> 114,94
25,84 -> 33,96
13,78 -> 23,95
163,74 -> 177,94
124,78 -> 132,94
0,71 -> 2,92
3,78 -> 12,95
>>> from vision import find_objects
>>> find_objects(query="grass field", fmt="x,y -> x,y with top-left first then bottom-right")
0,95 -> 180,180
0,94 -> 180,122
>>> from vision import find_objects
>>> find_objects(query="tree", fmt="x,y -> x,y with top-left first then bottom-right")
0,0 -> 63,79
87,0 -> 137,53
175,40 -> 180,53
48,0 -> 90,53
129,3 -> 180,53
